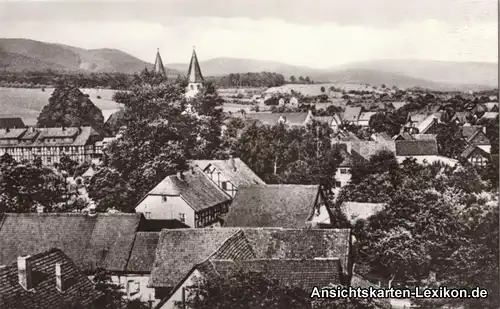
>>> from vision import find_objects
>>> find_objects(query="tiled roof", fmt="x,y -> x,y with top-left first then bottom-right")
191,157 -> 265,187
394,133 -> 436,141
0,117 -> 25,129
390,102 -> 407,110
350,141 -> 396,161
149,228 -> 240,288
209,230 -> 256,260
358,112 -> 376,122
461,126 -> 483,139
343,107 -> 361,122
224,184 -> 323,228
150,228 -> 351,288
395,140 -> 438,156
125,232 -> 160,273
137,219 -> 190,232
341,202 -> 385,223
0,248 -> 103,308
485,103 -> 499,111
207,258 -> 343,290
0,126 -> 100,147
0,128 -> 27,139
39,127 -> 79,139
460,144 -> 490,159
143,168 -> 231,212
332,131 -> 360,142
408,113 -> 428,124
0,213 -> 141,272
187,49 -> 204,83
416,114 -> 438,133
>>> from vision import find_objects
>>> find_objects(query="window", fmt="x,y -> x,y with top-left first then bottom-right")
179,213 -> 186,223
190,85 -> 194,90
145,212 -> 151,219
335,181 -> 342,188
340,168 -> 348,174
127,280 -> 140,296
221,181 -> 228,190
162,195 -> 167,202
47,157 -> 52,163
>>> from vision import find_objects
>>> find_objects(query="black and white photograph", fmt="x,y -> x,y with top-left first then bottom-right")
0,0 -> 498,308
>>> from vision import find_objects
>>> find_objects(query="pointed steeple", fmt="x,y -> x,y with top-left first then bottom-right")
187,47 -> 204,83
154,48 -> 166,76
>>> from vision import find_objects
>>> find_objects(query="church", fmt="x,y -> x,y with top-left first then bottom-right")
153,47 -> 205,99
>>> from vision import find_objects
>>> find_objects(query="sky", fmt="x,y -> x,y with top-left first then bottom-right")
0,0 -> 497,68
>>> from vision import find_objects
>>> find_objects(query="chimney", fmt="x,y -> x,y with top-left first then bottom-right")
230,156 -> 236,172
18,255 -> 33,290
55,263 -> 63,292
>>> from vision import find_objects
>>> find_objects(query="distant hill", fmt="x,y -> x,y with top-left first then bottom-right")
0,38 -> 179,76
167,57 -> 497,91
1,38 -> 497,91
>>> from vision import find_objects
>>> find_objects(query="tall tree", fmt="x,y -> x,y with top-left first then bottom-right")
37,83 -> 105,132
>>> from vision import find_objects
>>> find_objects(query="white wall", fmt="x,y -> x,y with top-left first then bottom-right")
309,204 -> 331,225
204,168 -> 237,198
136,195 -> 195,227
159,269 -> 203,309
110,275 -> 158,305
186,83 -> 203,98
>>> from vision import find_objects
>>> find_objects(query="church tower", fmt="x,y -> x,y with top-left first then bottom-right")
185,47 -> 204,98
153,48 -> 166,76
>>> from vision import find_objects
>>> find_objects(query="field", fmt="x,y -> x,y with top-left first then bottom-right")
0,87 -> 264,126
0,87 -> 122,126
265,83 -> 388,96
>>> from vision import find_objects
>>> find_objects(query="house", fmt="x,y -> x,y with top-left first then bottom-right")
185,48 -> 205,99
461,126 -> 490,146
416,114 -> 440,134
289,96 -> 299,106
481,112 -> 499,121
332,145 -> 355,192
485,102 -> 499,112
156,258 -> 344,309
342,107 -> 362,124
0,248 -> 103,308
370,132 -> 392,142
148,228 -> 353,301
0,213 -> 147,303
331,130 -> 360,142
406,112 -> 428,127
0,126 -> 103,165
451,112 -> 470,125
350,140 -> 396,161
0,117 -> 25,129
460,144 -> 490,167
340,202 -> 386,224
314,113 -> 342,132
471,103 -> 488,114
357,112 -> 376,127
123,232 -> 161,304
388,102 -> 407,111
190,157 -> 265,198
395,140 -> 458,166
393,133 -> 436,141
134,168 -> 232,227
223,184 -> 333,228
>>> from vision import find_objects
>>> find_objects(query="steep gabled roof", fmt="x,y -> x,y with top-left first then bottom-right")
395,140 -> 439,156
0,248 -> 103,308
205,258 -> 343,290
224,184 -> 323,228
0,213 -> 141,272
125,232 -> 161,273
187,48 -> 204,83
191,158 -> 265,187
150,228 -> 351,288
460,144 -> 490,159
461,125 -> 483,140
0,117 -> 25,129
342,107 -> 362,122
140,168 -> 231,212
153,49 -> 166,76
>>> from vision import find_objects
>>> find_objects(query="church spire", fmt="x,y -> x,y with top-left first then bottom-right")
153,48 -> 166,76
187,47 -> 204,83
